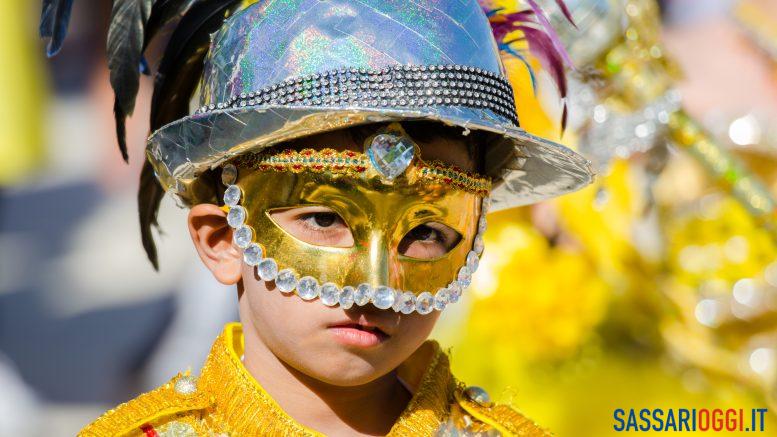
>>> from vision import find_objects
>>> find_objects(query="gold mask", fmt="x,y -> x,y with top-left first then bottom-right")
221,124 -> 490,314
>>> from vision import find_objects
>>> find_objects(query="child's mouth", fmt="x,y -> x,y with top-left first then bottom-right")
327,323 -> 389,348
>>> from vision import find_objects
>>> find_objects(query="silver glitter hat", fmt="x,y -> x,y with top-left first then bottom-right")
147,0 -> 594,210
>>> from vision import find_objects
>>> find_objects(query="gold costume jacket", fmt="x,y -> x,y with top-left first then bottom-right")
80,323 -> 549,436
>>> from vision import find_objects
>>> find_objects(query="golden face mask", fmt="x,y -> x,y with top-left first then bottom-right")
220,124 -> 491,314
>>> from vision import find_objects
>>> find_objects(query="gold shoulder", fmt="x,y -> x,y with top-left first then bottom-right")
454,385 -> 553,437
79,373 -> 211,437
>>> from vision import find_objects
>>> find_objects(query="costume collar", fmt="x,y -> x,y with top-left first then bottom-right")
198,322 -> 456,436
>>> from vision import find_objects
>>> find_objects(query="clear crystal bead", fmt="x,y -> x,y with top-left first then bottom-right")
448,282 -> 462,303
354,283 -> 373,306
339,286 -> 355,309
233,225 -> 253,249
366,133 -> 415,180
473,234 -> 484,255
275,269 -> 298,293
227,205 -> 246,228
477,216 -> 487,233
221,164 -> 238,185
372,286 -> 396,309
297,276 -> 320,300
396,291 -> 416,314
223,185 -> 241,206
320,283 -> 341,306
416,292 -> 434,315
257,258 -> 278,281
243,243 -> 263,266
466,250 -> 479,272
457,266 -> 472,288
434,288 -> 450,311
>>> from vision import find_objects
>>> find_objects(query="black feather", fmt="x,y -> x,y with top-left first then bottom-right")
40,0 -> 75,57
139,0 -> 241,267
107,0 -> 153,163
139,160 -> 164,270
144,0 -> 202,47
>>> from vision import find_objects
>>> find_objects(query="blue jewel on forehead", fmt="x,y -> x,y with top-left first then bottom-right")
366,124 -> 416,182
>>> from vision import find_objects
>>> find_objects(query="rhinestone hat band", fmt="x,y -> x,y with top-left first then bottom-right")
195,64 -> 519,126
220,163 -> 489,315
233,148 -> 492,196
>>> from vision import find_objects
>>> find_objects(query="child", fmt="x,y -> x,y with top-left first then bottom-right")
43,0 -> 593,435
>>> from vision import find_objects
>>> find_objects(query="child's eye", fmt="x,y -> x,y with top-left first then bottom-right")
269,206 -> 354,247
301,212 -> 342,229
399,222 -> 461,260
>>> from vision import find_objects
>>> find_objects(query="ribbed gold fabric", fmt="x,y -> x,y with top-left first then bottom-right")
80,322 -> 551,436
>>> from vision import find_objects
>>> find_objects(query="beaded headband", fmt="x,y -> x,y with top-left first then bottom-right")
233,148 -> 491,196
233,122 -> 491,196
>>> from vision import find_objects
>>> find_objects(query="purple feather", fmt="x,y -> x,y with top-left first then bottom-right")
478,0 -> 576,132
525,0 -> 574,68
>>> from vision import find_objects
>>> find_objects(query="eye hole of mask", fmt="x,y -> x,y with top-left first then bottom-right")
269,206 -> 355,248
398,222 -> 462,260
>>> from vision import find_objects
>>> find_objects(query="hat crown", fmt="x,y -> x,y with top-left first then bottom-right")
200,0 -> 506,106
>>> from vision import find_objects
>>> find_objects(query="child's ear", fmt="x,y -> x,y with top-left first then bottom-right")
188,203 -> 243,285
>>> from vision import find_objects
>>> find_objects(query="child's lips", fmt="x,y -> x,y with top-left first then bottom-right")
326,322 -> 390,348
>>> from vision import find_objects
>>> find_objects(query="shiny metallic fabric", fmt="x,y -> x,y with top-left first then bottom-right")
146,0 -> 594,210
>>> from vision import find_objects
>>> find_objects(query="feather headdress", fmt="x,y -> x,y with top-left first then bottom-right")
40,0 -> 243,268
478,0 -> 576,131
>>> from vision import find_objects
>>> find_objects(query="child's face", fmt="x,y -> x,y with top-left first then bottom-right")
195,127 -> 478,385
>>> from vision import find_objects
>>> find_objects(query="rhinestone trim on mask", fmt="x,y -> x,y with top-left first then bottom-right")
196,64 -> 519,126
220,163 -> 488,315
233,148 -> 492,196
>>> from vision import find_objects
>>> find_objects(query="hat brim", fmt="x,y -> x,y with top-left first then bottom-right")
147,104 -> 594,210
